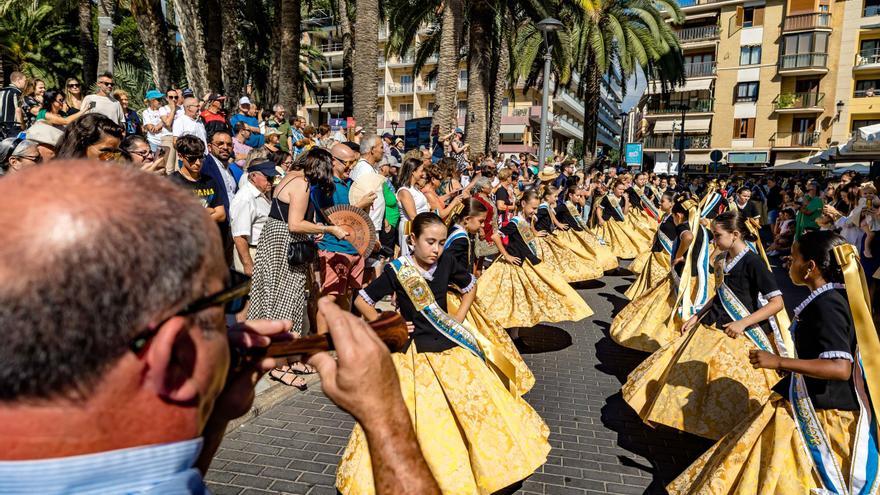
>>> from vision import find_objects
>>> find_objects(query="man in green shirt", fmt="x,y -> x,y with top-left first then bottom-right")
795,181 -> 824,240
378,159 -> 400,260
267,104 -> 293,153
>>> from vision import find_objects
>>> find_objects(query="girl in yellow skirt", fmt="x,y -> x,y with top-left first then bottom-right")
624,172 -> 662,266
668,231 -> 880,495
444,198 -> 535,396
555,185 -> 618,273
623,190 -> 677,301
477,190 -> 594,330
622,209 -> 789,440
532,185 -> 604,282
591,179 -> 651,259
341,212 -> 551,495
610,194 -> 704,352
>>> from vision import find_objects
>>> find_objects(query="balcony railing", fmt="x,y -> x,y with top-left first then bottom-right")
378,85 -> 384,96
318,69 -> 344,79
855,87 -> 880,97
414,109 -> 432,118
772,92 -> 824,110
856,48 -> 880,67
683,61 -> 716,77
320,41 -> 343,52
644,134 -> 712,149
779,52 -> 828,70
782,12 -> 831,31
458,79 -> 468,90
416,82 -> 437,93
387,83 -> 414,95
771,131 -> 821,147
663,0 -> 725,8
677,25 -> 719,42
314,94 -> 344,104
645,98 -> 714,114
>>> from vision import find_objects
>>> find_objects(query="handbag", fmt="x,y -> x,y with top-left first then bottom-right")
274,181 -> 318,266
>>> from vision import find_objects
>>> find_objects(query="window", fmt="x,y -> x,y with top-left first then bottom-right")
735,82 -> 759,102
736,6 -> 764,27
853,119 -> 880,131
400,75 -> 413,92
855,79 -> 880,97
733,118 -> 755,139
783,32 -> 829,55
740,46 -> 762,65
457,100 -> 467,119
860,38 -> 880,61
399,103 -> 413,121
866,0 -> 880,17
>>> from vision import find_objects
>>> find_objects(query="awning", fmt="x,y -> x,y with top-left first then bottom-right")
652,116 -> 712,133
769,160 -> 829,171
499,124 -> 526,134
646,78 -> 713,94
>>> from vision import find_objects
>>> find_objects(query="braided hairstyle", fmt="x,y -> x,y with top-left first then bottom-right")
795,230 -> 846,284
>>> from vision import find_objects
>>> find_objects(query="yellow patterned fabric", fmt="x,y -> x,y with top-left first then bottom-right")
624,251 -> 671,300
621,324 -> 780,440
336,345 -> 551,495
667,394 -> 857,494
628,249 -> 652,275
532,234 -> 604,282
567,229 -> 619,272
590,219 -> 644,260
625,209 -> 659,245
476,259 -> 593,328
447,292 -> 535,396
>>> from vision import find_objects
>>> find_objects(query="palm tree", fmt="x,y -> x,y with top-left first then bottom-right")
220,0 -> 245,99
465,0 -> 493,154
487,13 -> 511,154
172,0 -> 211,95
278,0 -> 302,114
333,0 -> 355,116
0,0 -> 76,85
78,0 -> 97,87
353,0 -> 379,134
128,0 -> 174,90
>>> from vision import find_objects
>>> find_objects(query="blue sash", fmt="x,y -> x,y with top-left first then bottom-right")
700,191 -> 723,219
511,216 -> 538,256
656,215 -> 675,256
716,282 -> 775,352
631,186 -> 660,220
606,196 -> 625,222
444,226 -> 469,250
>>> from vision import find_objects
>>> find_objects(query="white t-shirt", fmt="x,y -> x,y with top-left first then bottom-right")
349,159 -> 375,182
350,159 -> 386,232
80,94 -> 125,125
143,107 -> 172,146
230,181 -> 271,246
172,114 -> 207,148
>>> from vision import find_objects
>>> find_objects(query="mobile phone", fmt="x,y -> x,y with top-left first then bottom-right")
88,101 -> 96,111
156,146 -> 168,159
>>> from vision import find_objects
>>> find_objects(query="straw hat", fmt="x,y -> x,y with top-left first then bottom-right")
537,166 -> 559,182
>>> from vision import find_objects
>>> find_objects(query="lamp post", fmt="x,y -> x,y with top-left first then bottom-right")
536,17 -> 563,168
618,111 -> 628,169
676,103 -> 689,177
391,120 -> 399,136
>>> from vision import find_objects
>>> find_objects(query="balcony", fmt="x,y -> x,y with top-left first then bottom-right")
772,92 -> 825,112
305,94 -> 344,107
683,61 -> 716,78
378,85 -> 384,96
386,83 -> 414,95
378,56 -> 385,67
677,25 -> 719,43
388,55 -> 415,67
855,48 -> 880,72
644,134 -> 712,149
318,68 -> 344,80
320,41 -> 343,53
778,52 -> 829,75
414,109 -> 432,118
458,79 -> 468,90
645,98 -> 714,115
782,12 -> 832,32
770,131 -> 821,148
416,82 -> 437,93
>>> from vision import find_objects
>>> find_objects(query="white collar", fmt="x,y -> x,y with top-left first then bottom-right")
793,283 -> 846,318
242,180 -> 265,199
723,248 -> 749,273
209,153 -> 229,170
406,255 -> 438,281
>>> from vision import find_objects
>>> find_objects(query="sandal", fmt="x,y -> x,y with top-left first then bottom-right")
289,362 -> 317,375
269,367 -> 308,390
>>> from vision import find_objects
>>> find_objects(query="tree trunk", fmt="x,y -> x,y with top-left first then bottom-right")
353,0 -> 379,134
432,0 -> 463,137
203,0 -> 223,92
78,0 -> 97,87
130,0 -> 174,90
173,0 -> 211,96
465,2 -> 491,154
487,37 -> 509,155
97,0 -> 116,76
219,0 -> 244,99
266,0 -> 283,104
582,54 -> 601,160
336,0 -> 354,117
279,0 -> 302,114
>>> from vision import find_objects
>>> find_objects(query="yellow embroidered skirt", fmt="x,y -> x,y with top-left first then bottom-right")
625,209 -> 659,246
568,229 -> 619,272
336,345 -> 551,495
668,394 -> 857,494
591,220 -> 644,260
447,292 -> 535,396
621,324 -> 780,440
533,235 -> 604,282
624,251 -> 671,299
476,259 -> 593,328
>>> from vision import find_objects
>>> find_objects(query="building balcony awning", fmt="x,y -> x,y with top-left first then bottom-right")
647,78 -> 713,95
652,116 -> 712,133
500,124 -> 526,134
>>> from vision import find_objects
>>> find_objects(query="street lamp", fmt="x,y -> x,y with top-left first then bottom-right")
536,17 -> 563,168
676,103 -> 689,177
836,100 -> 845,122
618,111 -> 628,169
390,120 -> 399,136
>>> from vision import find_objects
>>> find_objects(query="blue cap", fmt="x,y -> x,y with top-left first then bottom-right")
145,89 -> 164,100
454,128 -> 463,134
250,161 -> 280,177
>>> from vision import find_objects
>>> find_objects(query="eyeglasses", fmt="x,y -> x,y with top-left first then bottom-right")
67,83 -> 80,88
98,147 -> 122,161
129,149 -> 153,159
211,141 -> 233,148
128,270 -> 252,353
183,154 -> 204,163
167,95 -> 179,100
98,81 -> 114,87
332,155 -> 356,168
15,154 -> 42,163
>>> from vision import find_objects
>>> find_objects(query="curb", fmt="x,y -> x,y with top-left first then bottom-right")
225,372 -> 324,433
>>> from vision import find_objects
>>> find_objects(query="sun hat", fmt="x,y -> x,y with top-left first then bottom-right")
537,166 -> 559,182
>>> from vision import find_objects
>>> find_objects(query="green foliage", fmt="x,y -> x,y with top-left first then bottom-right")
776,93 -> 796,109
112,14 -> 151,72
0,0 -> 82,87
112,61 -> 154,111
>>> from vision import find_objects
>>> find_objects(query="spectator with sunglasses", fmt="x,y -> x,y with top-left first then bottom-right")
0,139 -> 41,174
63,77 -> 83,115
172,97 -> 208,149
80,72 -> 125,126
121,134 -> 164,174
170,135 -> 226,225
55,113 -> 124,161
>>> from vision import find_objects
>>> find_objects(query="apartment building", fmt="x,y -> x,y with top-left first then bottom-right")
640,0 -> 851,172
300,13 -> 623,156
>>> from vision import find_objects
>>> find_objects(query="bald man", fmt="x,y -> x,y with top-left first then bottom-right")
0,161 -> 438,495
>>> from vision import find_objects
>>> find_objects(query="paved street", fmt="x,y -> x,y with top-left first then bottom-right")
206,262 -> 803,495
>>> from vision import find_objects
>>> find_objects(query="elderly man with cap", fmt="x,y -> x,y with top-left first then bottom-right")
229,97 -> 264,148
0,161 -> 440,495
230,161 -> 276,277
24,121 -> 63,162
